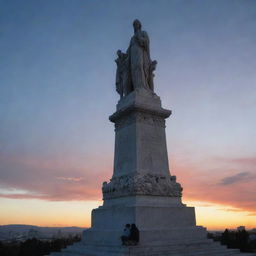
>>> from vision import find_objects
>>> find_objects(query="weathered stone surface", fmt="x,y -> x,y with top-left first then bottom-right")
91,205 -> 197,236
102,195 -> 183,208
82,226 -> 205,247
102,88 -> 183,200
102,173 -> 182,199
110,89 -> 172,179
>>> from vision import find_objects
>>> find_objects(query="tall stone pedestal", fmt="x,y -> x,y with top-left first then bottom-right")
75,89 -> 209,255
48,89 -> 252,255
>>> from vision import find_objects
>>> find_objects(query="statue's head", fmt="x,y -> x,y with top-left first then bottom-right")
117,49 -> 122,56
133,19 -> 142,31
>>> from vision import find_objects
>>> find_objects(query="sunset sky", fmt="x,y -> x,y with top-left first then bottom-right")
1,0 -> 256,230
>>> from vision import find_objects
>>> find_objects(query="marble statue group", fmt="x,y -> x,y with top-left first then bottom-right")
115,19 -> 157,98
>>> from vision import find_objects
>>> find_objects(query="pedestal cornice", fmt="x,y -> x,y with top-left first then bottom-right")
109,102 -> 171,123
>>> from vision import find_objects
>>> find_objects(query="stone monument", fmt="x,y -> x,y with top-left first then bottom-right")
49,20 -> 250,256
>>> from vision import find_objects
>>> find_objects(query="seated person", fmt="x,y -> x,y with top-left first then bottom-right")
121,224 -> 131,245
129,224 -> 140,245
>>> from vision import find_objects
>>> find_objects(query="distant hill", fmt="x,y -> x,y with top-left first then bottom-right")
0,224 -> 86,241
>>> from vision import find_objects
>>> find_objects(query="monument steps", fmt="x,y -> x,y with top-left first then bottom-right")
47,240 -> 256,256
47,247 -> 254,256
64,238 -> 215,252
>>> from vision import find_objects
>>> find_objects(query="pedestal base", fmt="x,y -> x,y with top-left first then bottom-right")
48,197 -> 253,255
88,206 -> 196,245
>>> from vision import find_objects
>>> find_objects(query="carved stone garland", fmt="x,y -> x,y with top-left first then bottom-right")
102,173 -> 183,199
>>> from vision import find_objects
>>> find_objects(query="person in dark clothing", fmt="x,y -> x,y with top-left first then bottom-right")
121,224 -> 131,245
129,224 -> 139,245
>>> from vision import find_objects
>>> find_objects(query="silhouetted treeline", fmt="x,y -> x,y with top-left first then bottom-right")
208,229 -> 256,253
0,235 -> 81,256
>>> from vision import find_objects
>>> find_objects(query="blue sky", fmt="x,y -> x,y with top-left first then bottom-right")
0,0 -> 256,228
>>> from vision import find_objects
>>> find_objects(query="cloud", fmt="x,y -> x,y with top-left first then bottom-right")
56,176 -> 83,182
217,157 -> 256,166
172,157 -> 256,213
0,153 -> 112,201
247,212 -> 256,216
1,152 -> 256,218
217,208 -> 245,213
196,203 -> 214,207
230,157 -> 256,166
219,172 -> 254,185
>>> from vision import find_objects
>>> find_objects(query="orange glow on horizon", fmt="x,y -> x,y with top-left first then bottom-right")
1,198 -> 255,230
185,200 -> 256,230
0,198 -> 101,228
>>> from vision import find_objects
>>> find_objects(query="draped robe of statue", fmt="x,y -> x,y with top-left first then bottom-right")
115,52 -> 132,98
128,30 -> 151,90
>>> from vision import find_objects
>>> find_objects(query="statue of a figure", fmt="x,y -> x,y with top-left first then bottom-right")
115,20 -> 157,98
128,19 -> 156,91
115,50 -> 131,99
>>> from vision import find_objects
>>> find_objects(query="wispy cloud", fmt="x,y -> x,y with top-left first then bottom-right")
230,157 -> 256,166
219,172 -> 254,185
57,176 -> 83,182
217,157 -> 256,166
1,152 -> 256,217
172,157 -> 256,214
0,153 -> 112,201
247,212 -> 256,216
217,208 -> 244,213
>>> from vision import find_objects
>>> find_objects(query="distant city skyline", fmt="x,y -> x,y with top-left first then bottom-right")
0,0 -> 256,230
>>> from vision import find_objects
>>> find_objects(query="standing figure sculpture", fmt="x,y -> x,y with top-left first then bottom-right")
115,50 -> 131,99
128,19 -> 151,90
115,19 -> 157,98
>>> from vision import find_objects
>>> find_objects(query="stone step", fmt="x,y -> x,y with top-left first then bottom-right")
54,251 -> 256,256
60,248 -> 247,256
183,249 -> 240,256
63,242 -> 216,254
128,247 -> 240,256
51,249 -> 255,256
48,241 -> 256,256
73,238 -> 216,251
46,253 -> 62,256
